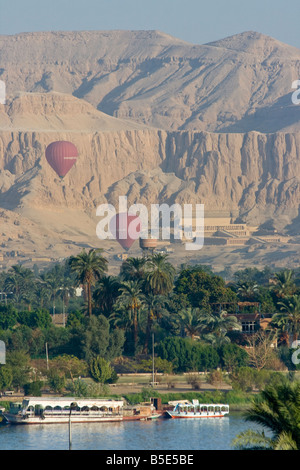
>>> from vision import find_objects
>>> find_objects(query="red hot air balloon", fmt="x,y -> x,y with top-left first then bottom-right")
45,141 -> 78,178
110,213 -> 141,251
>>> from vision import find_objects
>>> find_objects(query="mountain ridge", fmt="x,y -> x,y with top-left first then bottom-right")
0,30 -> 299,269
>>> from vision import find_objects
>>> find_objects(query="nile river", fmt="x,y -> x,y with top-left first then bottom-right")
0,413 -> 261,450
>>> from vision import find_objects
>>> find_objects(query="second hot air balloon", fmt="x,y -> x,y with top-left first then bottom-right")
45,141 -> 78,178
110,213 -> 141,251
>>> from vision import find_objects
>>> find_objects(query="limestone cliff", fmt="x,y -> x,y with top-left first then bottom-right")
0,94 -> 299,232
0,30 -> 299,265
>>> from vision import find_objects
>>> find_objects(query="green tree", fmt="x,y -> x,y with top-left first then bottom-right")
273,269 -> 296,299
115,281 -> 145,353
145,254 -> 175,296
47,370 -> 66,394
93,275 -> 120,317
143,293 -> 169,353
233,380 -> 300,450
23,380 -> 44,396
233,267 -> 272,286
68,249 -> 108,317
17,309 -> 52,329
219,343 -> 248,372
120,256 -> 148,282
157,337 -> 219,372
81,315 -> 124,361
0,304 -> 18,330
175,266 -> 237,311
178,307 -> 203,340
198,310 -> 241,346
6,350 -> 31,391
50,355 -> 87,384
39,268 -> 63,316
89,356 -> 113,383
236,281 -> 259,301
274,295 -> 300,343
4,265 -> 35,307
0,365 -> 13,392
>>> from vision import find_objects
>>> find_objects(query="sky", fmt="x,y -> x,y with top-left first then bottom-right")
0,0 -> 299,48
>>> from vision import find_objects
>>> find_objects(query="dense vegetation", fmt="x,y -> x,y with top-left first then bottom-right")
1,249 -> 300,396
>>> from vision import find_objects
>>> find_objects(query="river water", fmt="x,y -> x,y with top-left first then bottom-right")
0,413 -> 262,450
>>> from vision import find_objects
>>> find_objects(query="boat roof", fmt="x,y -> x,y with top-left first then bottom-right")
175,402 -> 229,407
22,397 -> 123,408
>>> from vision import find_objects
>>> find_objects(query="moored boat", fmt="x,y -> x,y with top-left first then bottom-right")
2,397 -> 123,424
165,400 -> 229,419
122,403 -> 164,421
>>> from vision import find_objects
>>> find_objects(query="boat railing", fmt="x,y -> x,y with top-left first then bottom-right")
23,408 -> 122,417
173,403 -> 229,415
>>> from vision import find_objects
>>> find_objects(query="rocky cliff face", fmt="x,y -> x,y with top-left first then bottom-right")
0,30 -> 299,262
0,93 -> 299,226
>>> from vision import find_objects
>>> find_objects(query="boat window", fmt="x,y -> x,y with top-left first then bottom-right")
45,406 -> 53,411
9,403 -> 22,414
100,406 -> 108,412
54,406 -> 62,410
91,406 -> 99,411
81,406 -> 89,411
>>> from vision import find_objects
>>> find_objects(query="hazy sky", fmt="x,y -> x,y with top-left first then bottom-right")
0,0 -> 299,48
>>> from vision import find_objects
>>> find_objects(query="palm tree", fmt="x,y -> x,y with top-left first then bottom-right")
178,307 -> 203,340
115,280 -> 145,352
68,249 -> 108,317
198,310 -> 241,345
93,275 -> 120,316
233,380 -> 300,450
143,293 -> 168,353
236,281 -> 259,301
5,265 -> 35,306
145,253 -> 175,295
34,281 -> 52,309
273,295 -> 300,344
120,256 -> 148,282
39,270 -> 62,316
273,269 -> 296,299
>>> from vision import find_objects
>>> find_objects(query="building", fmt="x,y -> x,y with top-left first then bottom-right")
180,213 -> 285,246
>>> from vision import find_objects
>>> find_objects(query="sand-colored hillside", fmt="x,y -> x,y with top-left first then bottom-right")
0,31 -> 299,270
1,30 -> 300,132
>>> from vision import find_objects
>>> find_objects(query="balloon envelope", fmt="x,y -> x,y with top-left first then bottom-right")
45,141 -> 78,178
110,213 -> 141,251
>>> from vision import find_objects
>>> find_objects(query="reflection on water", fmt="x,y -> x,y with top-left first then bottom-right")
0,413 -> 258,451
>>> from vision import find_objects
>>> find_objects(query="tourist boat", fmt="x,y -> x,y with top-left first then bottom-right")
165,400 -> 229,419
2,397 -> 124,424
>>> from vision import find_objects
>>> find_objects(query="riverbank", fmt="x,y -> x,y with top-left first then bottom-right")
0,372 -> 257,415
120,389 -> 253,410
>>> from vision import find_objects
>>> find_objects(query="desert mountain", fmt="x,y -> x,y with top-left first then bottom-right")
1,92 -> 147,132
0,30 -> 299,269
1,30 -> 300,132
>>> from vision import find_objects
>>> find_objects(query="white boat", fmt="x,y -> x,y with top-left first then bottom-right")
165,400 -> 229,419
2,397 -> 124,424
